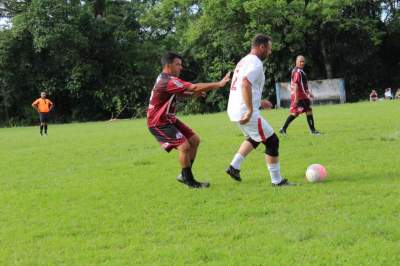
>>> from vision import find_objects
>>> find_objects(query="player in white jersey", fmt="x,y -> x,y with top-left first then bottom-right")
226,34 -> 292,186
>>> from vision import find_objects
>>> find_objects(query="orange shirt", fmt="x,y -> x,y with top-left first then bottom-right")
32,98 -> 53,113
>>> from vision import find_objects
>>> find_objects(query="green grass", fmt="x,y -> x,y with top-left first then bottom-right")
1,101 -> 399,265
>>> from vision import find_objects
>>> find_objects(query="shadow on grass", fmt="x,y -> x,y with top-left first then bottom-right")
133,160 -> 153,166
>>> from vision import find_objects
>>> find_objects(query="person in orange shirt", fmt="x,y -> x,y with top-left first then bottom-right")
32,92 -> 54,135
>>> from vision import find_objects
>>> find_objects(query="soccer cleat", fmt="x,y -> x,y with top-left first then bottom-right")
225,165 -> 242,182
310,130 -> 321,136
272,178 -> 296,187
187,180 -> 210,189
177,174 -> 210,189
279,128 -> 287,136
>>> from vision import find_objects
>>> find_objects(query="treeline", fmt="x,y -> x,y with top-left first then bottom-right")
0,0 -> 399,126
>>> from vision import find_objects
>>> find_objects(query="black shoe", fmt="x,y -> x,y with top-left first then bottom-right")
279,128 -> 287,136
225,165 -> 241,182
177,174 -> 210,189
310,130 -> 321,136
187,180 -> 210,189
272,178 -> 296,187
40,132 -> 43,136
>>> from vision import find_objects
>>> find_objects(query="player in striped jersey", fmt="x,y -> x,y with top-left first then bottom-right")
279,55 -> 320,135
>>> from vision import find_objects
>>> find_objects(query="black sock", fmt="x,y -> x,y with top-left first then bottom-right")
282,115 -> 297,131
40,125 -> 43,134
44,125 -> 48,133
306,114 -> 316,131
182,167 -> 195,182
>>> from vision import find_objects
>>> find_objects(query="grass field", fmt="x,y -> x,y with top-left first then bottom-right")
1,101 -> 399,265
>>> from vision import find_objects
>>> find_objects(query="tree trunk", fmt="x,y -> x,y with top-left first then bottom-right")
320,39 -> 333,79
92,0 -> 106,18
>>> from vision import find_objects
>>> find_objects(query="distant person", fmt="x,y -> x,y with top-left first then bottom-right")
225,34 -> 293,186
369,89 -> 378,101
395,88 -> 400,100
384,88 -> 393,100
32,92 -> 54,135
279,55 -> 321,135
147,52 -> 230,189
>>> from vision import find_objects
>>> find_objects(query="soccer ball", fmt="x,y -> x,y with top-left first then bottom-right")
305,164 -> 327,182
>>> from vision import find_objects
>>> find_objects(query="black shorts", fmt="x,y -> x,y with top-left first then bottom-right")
298,99 -> 312,111
148,119 -> 195,152
39,112 -> 49,123
290,99 -> 312,114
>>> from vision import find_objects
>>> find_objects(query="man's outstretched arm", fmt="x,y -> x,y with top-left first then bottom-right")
187,72 -> 231,93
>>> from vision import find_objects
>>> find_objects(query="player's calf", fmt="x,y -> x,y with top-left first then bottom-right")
263,133 -> 290,185
226,138 -> 259,182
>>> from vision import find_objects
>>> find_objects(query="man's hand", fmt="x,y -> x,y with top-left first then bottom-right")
218,71 -> 231,88
239,110 -> 252,125
260,99 -> 272,109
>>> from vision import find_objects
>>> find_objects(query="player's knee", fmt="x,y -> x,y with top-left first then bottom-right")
263,133 -> 279,156
246,137 -> 260,149
190,134 -> 200,147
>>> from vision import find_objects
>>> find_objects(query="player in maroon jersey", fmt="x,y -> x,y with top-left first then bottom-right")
147,52 -> 230,189
279,55 -> 320,135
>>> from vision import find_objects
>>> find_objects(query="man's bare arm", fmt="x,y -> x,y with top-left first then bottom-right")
32,103 -> 39,112
239,77 -> 253,125
186,72 -> 231,93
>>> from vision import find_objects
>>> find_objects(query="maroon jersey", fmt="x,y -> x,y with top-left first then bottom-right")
290,67 -> 309,100
370,91 -> 378,98
147,73 -> 193,127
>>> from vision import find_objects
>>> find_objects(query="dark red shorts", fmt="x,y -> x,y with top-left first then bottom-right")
148,119 -> 195,152
290,98 -> 312,115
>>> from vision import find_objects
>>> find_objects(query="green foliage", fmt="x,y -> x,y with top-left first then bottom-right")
0,0 -> 399,125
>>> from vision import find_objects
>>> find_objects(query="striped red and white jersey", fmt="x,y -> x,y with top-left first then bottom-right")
147,72 -> 193,127
290,67 -> 309,100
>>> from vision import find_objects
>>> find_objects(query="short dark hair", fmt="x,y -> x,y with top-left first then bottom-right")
251,34 -> 272,48
161,52 -> 183,66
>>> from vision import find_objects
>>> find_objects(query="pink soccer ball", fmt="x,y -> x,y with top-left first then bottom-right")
305,164 -> 327,182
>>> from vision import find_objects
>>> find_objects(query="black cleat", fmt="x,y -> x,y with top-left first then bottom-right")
177,174 -> 210,189
272,178 -> 296,187
187,180 -> 210,189
225,165 -> 241,182
310,130 -> 321,136
279,128 -> 287,136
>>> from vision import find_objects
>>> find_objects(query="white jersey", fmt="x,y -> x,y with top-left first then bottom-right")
227,54 -> 265,121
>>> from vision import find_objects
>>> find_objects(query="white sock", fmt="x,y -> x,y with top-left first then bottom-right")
267,162 -> 283,184
231,153 -> 245,170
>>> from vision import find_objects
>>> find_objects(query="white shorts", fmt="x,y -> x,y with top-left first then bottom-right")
237,116 -> 274,142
